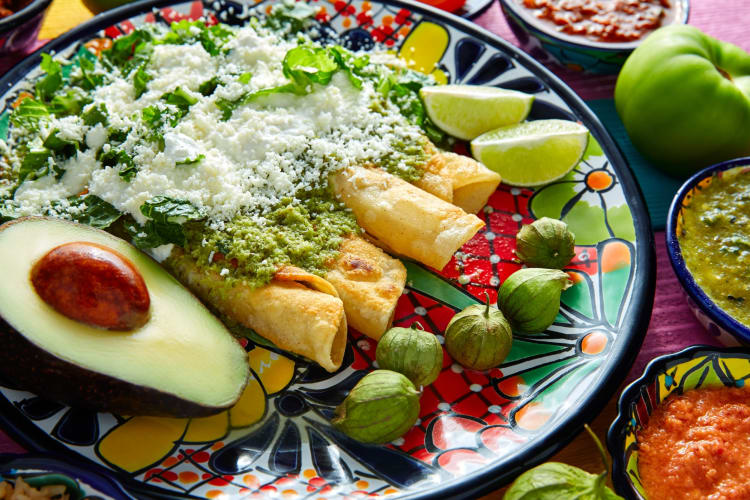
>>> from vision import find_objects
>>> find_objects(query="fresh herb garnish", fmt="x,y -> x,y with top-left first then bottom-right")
176,154 -> 205,166
217,45 -> 369,120
43,129 -> 79,160
99,149 -> 137,182
47,88 -> 90,117
19,149 -> 54,183
10,98 -> 49,132
127,196 -> 205,248
102,29 -> 153,74
35,54 -> 63,102
133,66 -> 151,98
264,0 -> 315,35
198,76 -> 221,96
156,20 -> 233,56
377,69 -> 445,144
82,103 -> 108,126
62,194 -> 121,228
77,55 -> 105,90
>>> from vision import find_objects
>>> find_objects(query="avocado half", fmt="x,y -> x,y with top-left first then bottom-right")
0,217 -> 250,417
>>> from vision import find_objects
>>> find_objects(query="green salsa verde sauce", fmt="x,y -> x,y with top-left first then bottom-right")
177,187 -> 362,289
679,166 -> 750,327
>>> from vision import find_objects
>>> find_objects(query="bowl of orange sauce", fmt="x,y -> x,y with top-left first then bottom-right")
608,345 -> 750,499
498,0 -> 690,73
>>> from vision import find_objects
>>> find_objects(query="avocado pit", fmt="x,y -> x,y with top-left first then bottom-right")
30,241 -> 150,331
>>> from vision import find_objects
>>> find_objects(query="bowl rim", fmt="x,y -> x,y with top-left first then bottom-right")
606,344 -> 750,500
0,0 -> 54,35
0,0 -> 657,498
665,156 -> 750,344
497,0 -> 690,52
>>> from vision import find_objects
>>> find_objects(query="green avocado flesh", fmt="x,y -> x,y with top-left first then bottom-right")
0,217 -> 249,417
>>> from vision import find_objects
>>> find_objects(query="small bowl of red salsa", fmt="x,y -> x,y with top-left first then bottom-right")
608,345 -> 750,499
498,0 -> 690,73
0,0 -> 53,57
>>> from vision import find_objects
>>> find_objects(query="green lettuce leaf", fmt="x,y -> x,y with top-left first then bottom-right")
19,149 -> 54,183
35,54 -> 64,102
43,129 -> 78,160
82,103 -> 108,126
127,196 -> 205,248
10,99 -> 49,131
133,65 -> 151,98
61,194 -> 121,228
264,0 -> 315,34
157,20 -> 233,56
99,149 -> 137,182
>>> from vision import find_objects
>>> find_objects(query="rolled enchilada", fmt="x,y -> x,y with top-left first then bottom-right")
332,166 -> 486,270
167,252 -> 348,372
415,148 -> 502,215
325,236 -> 407,340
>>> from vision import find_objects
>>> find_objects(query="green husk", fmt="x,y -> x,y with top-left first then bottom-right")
376,323 -> 443,387
444,292 -> 513,370
516,217 -> 576,269
332,370 -> 421,444
499,268 -> 571,334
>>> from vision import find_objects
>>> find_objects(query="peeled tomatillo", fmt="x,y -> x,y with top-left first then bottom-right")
615,25 -> 750,177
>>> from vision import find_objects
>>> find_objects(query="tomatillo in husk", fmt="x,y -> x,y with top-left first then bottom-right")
376,323 -> 443,387
444,292 -> 513,370
332,370 -> 420,444
499,268 -> 572,334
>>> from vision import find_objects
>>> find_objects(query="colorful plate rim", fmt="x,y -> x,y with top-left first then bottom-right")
0,0 -> 656,497
665,156 -> 750,344
606,344 -> 750,500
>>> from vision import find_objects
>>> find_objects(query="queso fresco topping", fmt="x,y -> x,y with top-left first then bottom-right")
520,0 -> 672,43
0,16 -> 439,288
678,166 -> 750,327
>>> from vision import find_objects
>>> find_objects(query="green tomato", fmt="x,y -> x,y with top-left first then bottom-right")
615,25 -> 750,177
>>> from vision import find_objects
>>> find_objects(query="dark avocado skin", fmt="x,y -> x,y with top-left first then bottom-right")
0,314 -> 234,417
0,217 -> 249,418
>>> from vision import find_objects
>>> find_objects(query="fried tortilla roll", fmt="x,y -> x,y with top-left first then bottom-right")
168,252 -> 347,372
332,166 -> 485,270
325,236 -> 407,340
415,147 -> 502,215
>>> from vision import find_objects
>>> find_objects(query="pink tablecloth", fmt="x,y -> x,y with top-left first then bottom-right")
0,0 -> 748,455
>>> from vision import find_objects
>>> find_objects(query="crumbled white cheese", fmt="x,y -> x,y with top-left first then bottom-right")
9,23 -> 425,229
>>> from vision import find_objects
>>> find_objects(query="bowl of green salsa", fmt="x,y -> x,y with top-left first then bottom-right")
667,157 -> 750,345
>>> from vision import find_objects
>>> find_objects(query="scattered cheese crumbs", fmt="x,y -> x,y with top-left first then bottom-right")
5,22 -> 426,231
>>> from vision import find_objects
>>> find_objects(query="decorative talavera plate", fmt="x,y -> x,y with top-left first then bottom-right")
607,346 -> 750,499
0,0 -> 655,498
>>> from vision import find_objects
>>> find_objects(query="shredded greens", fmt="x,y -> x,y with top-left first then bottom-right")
1,15 -> 451,291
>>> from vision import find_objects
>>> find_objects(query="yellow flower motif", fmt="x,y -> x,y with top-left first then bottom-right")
398,21 -> 449,83
96,347 -> 295,474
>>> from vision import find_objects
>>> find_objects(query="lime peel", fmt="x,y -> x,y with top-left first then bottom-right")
471,119 -> 589,187
420,84 -> 534,141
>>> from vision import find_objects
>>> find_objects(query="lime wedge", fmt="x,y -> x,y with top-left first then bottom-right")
471,119 -> 589,187
420,85 -> 534,141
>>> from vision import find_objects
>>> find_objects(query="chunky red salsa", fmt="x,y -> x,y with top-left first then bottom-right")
521,0 -> 671,43
638,386 -> 750,500
0,0 -> 31,18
